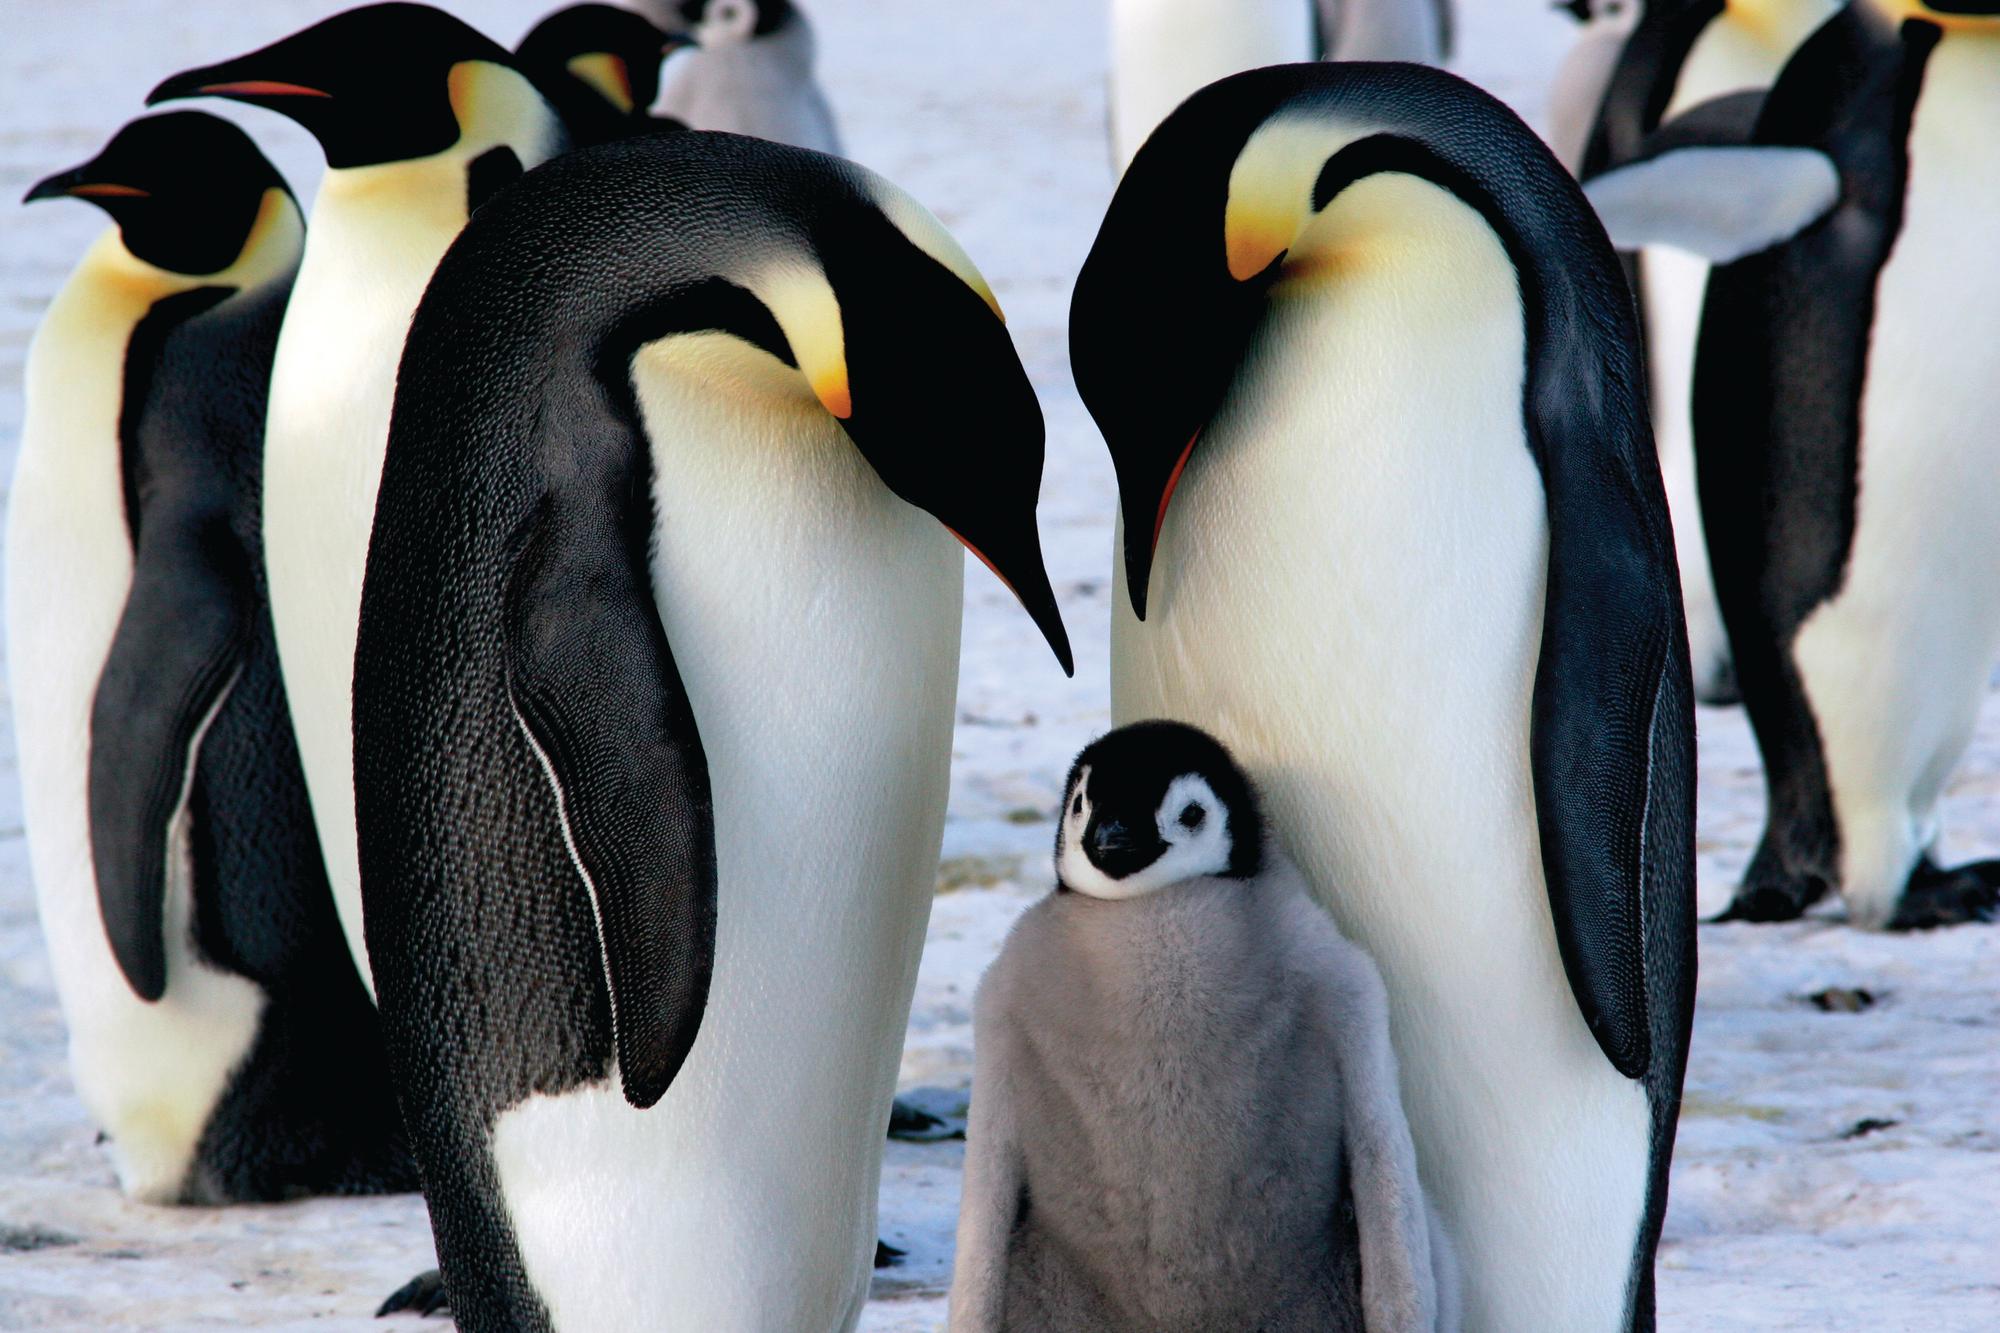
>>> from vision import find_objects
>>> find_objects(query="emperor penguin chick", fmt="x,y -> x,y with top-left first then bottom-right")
950,721 -> 1459,1333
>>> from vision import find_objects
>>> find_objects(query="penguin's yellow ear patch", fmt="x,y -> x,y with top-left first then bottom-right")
1225,115 -> 1356,283
866,176 -> 1006,321
566,53 -> 636,113
1866,0 -> 2000,26
746,259 -> 852,420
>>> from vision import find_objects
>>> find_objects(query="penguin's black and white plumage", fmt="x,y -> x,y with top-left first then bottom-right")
1546,0 -> 1642,173
9,112 -> 413,1205
1108,0 -> 1453,171
353,130 -> 1069,1331
1072,64 -> 1697,1332
148,3 -> 572,997
1587,0 -> 2000,928
951,721 -> 1459,1333
514,2 -> 692,145
1575,0 -> 1844,705
647,0 -> 843,153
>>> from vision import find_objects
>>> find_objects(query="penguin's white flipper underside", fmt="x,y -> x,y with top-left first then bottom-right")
1585,143 -> 1841,264
88,513 -> 249,1002
504,491 -> 717,1111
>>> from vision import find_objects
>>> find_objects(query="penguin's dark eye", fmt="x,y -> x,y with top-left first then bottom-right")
1178,803 -> 1205,831
1072,794 -> 1084,817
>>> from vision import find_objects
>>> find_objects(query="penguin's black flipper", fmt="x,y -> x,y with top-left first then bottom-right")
376,1269 -> 448,1317
88,514 -> 249,1001
505,495 -> 717,1110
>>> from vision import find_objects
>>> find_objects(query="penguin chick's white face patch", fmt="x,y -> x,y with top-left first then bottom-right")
1060,767 -> 1234,899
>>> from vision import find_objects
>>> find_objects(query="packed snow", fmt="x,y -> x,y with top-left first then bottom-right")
0,1 -> 1995,1329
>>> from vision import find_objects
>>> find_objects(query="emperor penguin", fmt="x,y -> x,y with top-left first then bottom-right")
1578,0 -> 1845,705
1545,1 -> 1643,173
1071,64 -> 1697,1332
1585,0 -> 2000,928
352,131 -> 1070,1330
950,720 -> 1459,1333
147,3 -> 571,995
9,112 -> 413,1205
1108,0 -> 1454,171
648,0 -> 843,153
514,3 -> 694,145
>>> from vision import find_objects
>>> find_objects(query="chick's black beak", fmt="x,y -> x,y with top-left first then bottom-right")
1088,818 -> 1161,878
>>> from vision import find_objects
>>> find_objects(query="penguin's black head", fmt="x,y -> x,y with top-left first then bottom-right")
146,4 -> 536,169
678,0 -> 794,42
24,112 -> 291,275
517,3 -> 692,136
1057,720 -> 1262,899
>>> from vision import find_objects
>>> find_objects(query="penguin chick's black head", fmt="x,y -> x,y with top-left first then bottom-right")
24,111 -> 289,275
146,3 -> 525,169
517,3 -> 689,127
679,0 -> 794,39
1057,720 -> 1262,899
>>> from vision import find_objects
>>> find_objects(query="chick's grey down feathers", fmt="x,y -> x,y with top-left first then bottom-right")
950,842 -> 1458,1332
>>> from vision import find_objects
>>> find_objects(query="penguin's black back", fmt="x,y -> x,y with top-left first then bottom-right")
117,274 -> 417,1201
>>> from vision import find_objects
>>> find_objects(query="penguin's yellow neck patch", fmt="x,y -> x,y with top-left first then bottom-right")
446,60 -> 563,162
1225,115 -> 1367,283
1864,0 -> 2000,29
566,53 -> 636,113
745,259 -> 852,420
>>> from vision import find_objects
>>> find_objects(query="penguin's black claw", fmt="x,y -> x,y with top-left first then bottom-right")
887,1096 -> 945,1141
874,1239 -> 907,1269
376,1269 -> 449,1318
1886,860 -> 2000,930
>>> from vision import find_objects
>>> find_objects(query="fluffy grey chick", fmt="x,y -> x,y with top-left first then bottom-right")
643,0 -> 842,153
950,720 -> 1460,1333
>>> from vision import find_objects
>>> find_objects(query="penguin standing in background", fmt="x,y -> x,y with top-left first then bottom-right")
1586,0 -> 2000,928
647,0 -> 843,152
1108,0 -> 1453,170
1545,1 -> 1642,173
354,131 -> 1069,1331
148,3 -> 572,997
1577,0 -> 1844,705
951,721 -> 1458,1333
514,2 -> 693,145
1073,64 -> 1696,1332
9,113 -> 413,1205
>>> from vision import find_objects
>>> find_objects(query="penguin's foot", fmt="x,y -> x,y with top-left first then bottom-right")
874,1239 -> 906,1269
886,1093 -> 964,1142
1886,860 -> 2000,930
1715,876 -> 1825,924
376,1269 -> 448,1318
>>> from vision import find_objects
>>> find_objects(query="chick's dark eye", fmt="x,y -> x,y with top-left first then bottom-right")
1179,803 -> 1205,830
1072,794 -> 1084,816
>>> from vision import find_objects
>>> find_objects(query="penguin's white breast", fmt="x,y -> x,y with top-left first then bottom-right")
260,170 -> 470,999
1110,171 -> 1651,1331
489,332 -> 962,1332
1789,34 -> 2000,920
7,241 -> 262,1202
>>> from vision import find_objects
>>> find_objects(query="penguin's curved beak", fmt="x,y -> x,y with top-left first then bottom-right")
23,165 -> 147,205
148,64 -> 331,107
1087,818 -> 1163,879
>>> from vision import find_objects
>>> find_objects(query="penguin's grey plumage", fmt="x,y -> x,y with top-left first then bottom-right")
950,721 -> 1458,1333
648,0 -> 843,153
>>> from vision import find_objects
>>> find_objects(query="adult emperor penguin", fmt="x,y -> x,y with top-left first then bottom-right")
951,721 -> 1458,1332
1072,64 -> 1697,1332
10,113 -> 413,1204
1108,0 -> 1453,171
1578,0 -> 1845,705
1586,0 -> 2000,927
649,0 -> 843,153
353,131 -> 1069,1330
148,3 -> 571,994
515,3 -> 693,145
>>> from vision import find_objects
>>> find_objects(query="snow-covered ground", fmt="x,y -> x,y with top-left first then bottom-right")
2,1 -> 1996,1329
